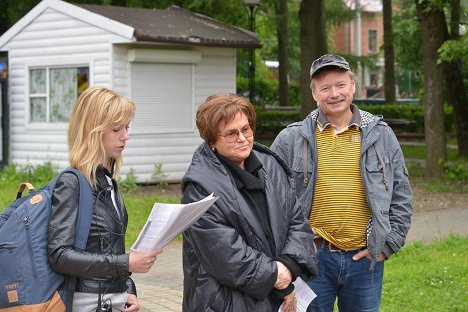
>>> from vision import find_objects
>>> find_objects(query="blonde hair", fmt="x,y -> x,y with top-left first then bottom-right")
196,93 -> 256,146
68,87 -> 136,187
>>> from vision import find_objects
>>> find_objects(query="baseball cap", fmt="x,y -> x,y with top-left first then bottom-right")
310,54 -> 351,78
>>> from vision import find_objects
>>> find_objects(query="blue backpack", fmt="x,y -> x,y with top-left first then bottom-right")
0,168 -> 93,311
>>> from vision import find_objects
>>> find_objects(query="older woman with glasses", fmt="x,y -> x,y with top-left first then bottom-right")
181,93 -> 318,312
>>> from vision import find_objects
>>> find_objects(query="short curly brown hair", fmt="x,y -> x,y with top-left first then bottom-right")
196,93 -> 256,146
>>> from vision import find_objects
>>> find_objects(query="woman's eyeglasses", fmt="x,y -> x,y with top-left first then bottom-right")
219,125 -> 253,143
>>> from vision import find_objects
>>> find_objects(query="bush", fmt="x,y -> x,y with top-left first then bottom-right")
255,109 -> 300,140
351,103 -> 453,133
443,158 -> 468,181
237,76 -> 301,107
0,162 -> 58,188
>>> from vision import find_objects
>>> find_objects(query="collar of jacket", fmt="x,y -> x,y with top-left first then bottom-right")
216,152 -> 264,191
301,104 -> 382,140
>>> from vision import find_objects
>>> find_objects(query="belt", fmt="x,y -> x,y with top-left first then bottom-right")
75,278 -> 127,294
314,237 -> 362,253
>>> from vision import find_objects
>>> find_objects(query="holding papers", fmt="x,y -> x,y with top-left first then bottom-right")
279,277 -> 316,312
131,194 -> 218,252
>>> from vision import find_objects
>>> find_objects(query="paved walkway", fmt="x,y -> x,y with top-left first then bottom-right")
132,207 -> 468,312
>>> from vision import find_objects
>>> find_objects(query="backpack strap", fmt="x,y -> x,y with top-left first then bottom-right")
53,168 -> 93,312
58,168 -> 94,251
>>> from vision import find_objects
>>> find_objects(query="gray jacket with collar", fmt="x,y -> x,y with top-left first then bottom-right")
270,106 -> 413,269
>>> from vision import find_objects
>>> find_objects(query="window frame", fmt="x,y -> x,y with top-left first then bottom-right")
25,57 -> 93,130
368,29 -> 378,53
28,66 -> 89,123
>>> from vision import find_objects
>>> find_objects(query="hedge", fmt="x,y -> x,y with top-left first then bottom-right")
254,103 -> 454,139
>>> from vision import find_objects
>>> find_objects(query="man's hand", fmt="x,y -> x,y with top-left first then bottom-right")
280,291 -> 297,312
352,248 -> 385,262
274,261 -> 292,290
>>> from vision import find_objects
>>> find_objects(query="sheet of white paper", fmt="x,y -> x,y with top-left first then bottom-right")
278,277 -> 316,312
131,194 -> 218,252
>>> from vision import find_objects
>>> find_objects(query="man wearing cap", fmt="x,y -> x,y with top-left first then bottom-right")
271,54 -> 412,311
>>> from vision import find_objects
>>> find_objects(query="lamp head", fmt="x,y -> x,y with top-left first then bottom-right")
244,0 -> 260,7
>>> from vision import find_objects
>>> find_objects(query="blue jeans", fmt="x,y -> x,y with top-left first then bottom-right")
306,243 -> 384,312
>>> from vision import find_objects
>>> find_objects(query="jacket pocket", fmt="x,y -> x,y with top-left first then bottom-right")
292,156 -> 313,192
0,242 -> 20,282
365,157 -> 388,187
365,156 -> 392,207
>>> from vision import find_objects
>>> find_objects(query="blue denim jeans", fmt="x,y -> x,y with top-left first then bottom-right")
306,242 -> 384,312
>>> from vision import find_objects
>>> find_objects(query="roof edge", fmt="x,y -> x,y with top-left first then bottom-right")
0,0 -> 135,50
135,34 -> 262,48
0,0 -> 50,48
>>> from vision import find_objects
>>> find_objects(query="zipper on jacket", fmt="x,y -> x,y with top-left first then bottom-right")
23,215 -> 38,278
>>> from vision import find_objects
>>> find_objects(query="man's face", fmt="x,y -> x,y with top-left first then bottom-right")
311,69 -> 355,119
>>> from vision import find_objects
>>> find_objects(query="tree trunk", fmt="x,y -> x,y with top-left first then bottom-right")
276,0 -> 289,107
415,1 -> 447,178
299,0 -> 327,118
444,0 -> 468,156
383,0 -> 396,104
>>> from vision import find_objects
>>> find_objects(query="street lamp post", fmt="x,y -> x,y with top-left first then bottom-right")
244,0 -> 260,103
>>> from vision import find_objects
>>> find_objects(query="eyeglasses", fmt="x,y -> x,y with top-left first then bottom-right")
219,125 -> 253,143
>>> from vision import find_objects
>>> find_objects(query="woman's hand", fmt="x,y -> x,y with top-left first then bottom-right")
274,261 -> 292,290
129,248 -> 163,273
123,294 -> 140,312
280,291 -> 297,312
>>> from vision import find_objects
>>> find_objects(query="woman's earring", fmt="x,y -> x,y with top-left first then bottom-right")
211,146 -> 216,152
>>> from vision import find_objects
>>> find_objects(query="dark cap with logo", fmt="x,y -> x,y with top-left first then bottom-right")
310,54 -> 351,78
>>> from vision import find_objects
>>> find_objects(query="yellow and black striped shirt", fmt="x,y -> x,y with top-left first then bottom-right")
310,125 -> 371,249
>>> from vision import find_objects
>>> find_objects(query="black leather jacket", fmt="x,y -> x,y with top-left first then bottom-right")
48,166 -> 136,295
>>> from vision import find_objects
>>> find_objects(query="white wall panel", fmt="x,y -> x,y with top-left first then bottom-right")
5,7 -> 239,183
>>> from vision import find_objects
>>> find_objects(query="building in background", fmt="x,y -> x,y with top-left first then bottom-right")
0,0 -> 260,182
333,0 -> 384,98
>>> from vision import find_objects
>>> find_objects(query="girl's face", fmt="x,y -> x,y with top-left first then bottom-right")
102,124 -> 130,164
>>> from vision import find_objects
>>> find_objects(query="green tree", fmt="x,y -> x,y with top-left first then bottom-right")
440,0 -> 468,157
393,2 -> 423,97
275,0 -> 290,107
299,0 -> 327,118
395,0 -> 467,158
415,0 -> 448,178
0,0 -> 9,36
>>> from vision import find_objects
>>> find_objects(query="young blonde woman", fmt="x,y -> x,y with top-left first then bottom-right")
48,87 -> 162,312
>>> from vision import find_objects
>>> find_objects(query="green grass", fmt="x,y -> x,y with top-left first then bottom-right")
1,164 -> 467,311
382,235 -> 468,311
401,143 -> 459,160
0,181 -> 179,249
123,192 -> 179,248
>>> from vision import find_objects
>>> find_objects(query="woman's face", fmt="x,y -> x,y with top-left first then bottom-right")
212,113 -> 254,169
102,124 -> 130,163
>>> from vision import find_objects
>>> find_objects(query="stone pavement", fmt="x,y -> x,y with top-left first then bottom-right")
132,207 -> 468,312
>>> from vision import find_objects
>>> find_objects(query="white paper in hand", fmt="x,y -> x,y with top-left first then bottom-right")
131,194 -> 218,252
278,277 -> 316,312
